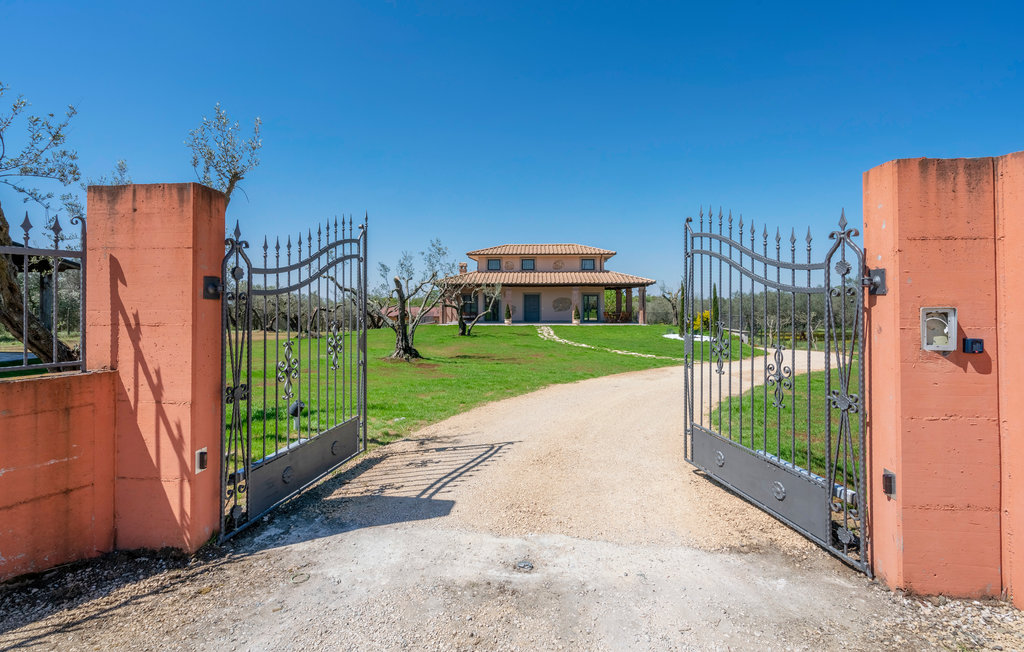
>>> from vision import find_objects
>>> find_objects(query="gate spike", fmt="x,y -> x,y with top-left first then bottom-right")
718,208 -> 723,234
263,236 -> 268,254
775,227 -> 781,243
839,208 -> 847,230
763,225 -> 768,240
233,220 -> 241,241
698,206 -> 704,230
51,214 -> 63,242
806,227 -> 813,246
728,210 -> 733,227
275,236 -> 281,253
20,212 -> 31,245
790,228 -> 797,245
317,223 -> 322,248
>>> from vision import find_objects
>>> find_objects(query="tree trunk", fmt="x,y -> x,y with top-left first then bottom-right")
389,276 -> 420,360
0,200 -> 76,364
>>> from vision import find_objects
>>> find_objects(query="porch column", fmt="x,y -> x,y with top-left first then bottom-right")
638,287 -> 647,325
625,288 -> 633,321
615,289 -> 622,314
572,286 -> 580,314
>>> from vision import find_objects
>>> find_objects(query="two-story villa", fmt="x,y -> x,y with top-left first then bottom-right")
440,244 -> 655,324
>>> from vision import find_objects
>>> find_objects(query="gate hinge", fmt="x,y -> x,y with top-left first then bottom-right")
203,276 -> 223,300
863,268 -> 886,295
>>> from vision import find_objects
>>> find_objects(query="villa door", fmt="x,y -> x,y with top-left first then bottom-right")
524,294 -> 541,322
582,294 -> 599,322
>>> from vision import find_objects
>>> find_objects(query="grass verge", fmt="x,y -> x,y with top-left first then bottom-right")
231,324 -> 688,460
707,363 -> 861,482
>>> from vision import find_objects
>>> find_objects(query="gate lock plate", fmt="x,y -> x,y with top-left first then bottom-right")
203,276 -> 222,300
865,268 -> 887,295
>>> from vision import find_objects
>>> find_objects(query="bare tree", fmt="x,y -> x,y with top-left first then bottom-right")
657,279 -> 683,326
185,103 -> 262,206
438,281 -> 501,336
370,239 -> 453,360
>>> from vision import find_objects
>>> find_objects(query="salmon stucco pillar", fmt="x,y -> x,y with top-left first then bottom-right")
86,183 -> 225,552
638,287 -> 647,325
996,152 -> 1024,607
864,156 -> 1013,599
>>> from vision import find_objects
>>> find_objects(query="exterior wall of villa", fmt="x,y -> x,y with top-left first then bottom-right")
501,287 -> 604,323
472,254 -> 607,273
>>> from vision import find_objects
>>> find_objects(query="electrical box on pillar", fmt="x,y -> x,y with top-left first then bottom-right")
920,307 -> 957,352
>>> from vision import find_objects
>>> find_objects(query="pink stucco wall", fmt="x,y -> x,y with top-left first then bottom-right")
0,371 -> 117,581
864,151 -> 1024,603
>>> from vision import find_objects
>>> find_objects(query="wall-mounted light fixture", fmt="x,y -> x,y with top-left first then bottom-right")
921,307 -> 957,352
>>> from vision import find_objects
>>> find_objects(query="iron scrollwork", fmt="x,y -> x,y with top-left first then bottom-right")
277,340 -> 300,401
326,321 -> 343,371
710,320 -> 730,375
765,347 -> 793,409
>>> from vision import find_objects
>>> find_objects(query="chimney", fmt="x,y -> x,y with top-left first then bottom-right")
459,262 -> 468,274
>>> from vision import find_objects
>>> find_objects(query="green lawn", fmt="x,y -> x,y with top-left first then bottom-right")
228,324 -> 690,463
549,324 -> 760,361
707,363 -> 862,483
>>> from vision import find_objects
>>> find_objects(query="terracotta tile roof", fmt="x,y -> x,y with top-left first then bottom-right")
466,244 -> 616,257
442,270 -> 656,287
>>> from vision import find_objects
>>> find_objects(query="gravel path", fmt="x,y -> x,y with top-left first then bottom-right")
2,364 -> 1022,650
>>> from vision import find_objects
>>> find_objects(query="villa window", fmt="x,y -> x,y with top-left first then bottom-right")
487,259 -> 501,271
581,258 -> 595,270
521,258 -> 535,271
461,294 -> 478,316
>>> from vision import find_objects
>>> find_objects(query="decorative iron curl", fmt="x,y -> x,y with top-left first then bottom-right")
828,390 -> 861,414
765,347 -> 794,409
326,321 -> 343,371
711,320 -> 730,375
278,340 -> 300,401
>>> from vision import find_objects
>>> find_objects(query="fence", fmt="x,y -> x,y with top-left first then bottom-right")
0,211 -> 85,375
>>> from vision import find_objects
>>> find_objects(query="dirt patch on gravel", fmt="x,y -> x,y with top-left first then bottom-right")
2,364 -> 1022,651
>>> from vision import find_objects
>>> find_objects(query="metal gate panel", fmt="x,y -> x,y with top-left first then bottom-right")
691,425 -> 829,543
220,216 -> 368,540
249,417 -> 359,516
683,208 -> 869,574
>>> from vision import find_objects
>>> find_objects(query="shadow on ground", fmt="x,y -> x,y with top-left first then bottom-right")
0,435 -> 516,645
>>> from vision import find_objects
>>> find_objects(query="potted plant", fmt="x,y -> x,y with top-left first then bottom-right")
504,304 -> 513,325
572,305 -> 581,325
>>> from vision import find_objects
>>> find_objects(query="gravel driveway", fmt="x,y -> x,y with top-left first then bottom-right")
2,364 -> 1022,651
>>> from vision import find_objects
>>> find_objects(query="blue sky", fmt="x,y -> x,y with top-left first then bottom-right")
1,1 -> 1021,287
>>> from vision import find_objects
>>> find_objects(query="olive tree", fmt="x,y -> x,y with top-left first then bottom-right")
185,103 -> 262,205
0,81 -> 81,363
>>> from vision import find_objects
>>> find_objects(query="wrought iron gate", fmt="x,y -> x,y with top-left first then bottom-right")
683,209 -> 871,573
220,216 -> 367,540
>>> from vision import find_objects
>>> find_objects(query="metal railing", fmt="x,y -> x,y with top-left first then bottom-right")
0,212 -> 85,376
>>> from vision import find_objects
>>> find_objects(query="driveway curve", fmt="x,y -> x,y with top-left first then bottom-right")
2,365 -> 1021,651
